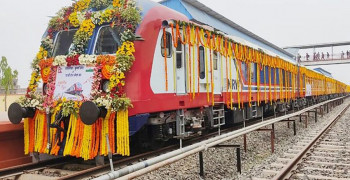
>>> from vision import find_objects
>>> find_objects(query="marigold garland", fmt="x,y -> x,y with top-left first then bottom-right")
39,58 -> 53,83
23,118 -> 30,155
116,110 -> 129,156
168,20 -> 348,109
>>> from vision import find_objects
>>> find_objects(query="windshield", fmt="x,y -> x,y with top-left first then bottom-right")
53,29 -> 77,56
94,26 -> 123,55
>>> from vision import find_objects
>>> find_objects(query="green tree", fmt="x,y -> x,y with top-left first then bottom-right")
0,56 -> 18,111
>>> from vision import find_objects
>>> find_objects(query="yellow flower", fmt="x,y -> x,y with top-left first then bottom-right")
74,0 -> 91,12
79,19 -> 95,36
110,75 -> 116,81
117,48 -> 125,55
108,81 -> 116,90
36,52 -> 42,60
36,46 -> 48,60
113,0 -> 121,7
43,51 -> 48,58
116,41 -> 135,56
118,72 -> 125,79
69,12 -> 80,27
100,9 -> 113,25
126,51 -> 132,56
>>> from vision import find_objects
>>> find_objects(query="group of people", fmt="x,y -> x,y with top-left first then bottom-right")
298,51 -> 350,61
299,52 -> 330,61
340,50 -> 350,59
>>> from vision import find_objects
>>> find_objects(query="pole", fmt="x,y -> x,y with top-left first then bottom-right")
236,147 -> 241,174
199,151 -> 204,177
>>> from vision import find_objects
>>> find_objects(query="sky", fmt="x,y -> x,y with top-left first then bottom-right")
1,0 -> 350,87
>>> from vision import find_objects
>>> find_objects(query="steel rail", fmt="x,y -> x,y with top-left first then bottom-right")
0,157 -> 71,178
94,96 -> 347,180
272,101 -> 350,180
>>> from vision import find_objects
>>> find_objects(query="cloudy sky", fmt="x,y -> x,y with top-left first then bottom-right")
1,0 -> 350,87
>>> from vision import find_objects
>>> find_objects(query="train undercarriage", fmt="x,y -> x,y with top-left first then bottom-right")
133,93 -> 345,150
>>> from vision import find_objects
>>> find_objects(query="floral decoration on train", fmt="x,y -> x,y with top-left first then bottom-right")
17,0 -> 141,159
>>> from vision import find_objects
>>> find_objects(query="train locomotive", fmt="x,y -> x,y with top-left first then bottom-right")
7,0 -> 349,160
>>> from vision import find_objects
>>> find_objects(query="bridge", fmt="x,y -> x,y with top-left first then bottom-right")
284,41 -> 350,66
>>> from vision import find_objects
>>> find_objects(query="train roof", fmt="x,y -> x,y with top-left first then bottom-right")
313,68 -> 333,78
159,0 -> 295,61
226,35 -> 297,64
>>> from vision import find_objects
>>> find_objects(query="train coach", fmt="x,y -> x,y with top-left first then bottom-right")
7,0 -> 349,160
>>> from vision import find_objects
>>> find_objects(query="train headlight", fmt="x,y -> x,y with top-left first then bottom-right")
8,103 -> 35,124
79,101 -> 107,125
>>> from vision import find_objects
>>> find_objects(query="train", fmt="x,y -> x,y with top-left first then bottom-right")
8,0 -> 349,160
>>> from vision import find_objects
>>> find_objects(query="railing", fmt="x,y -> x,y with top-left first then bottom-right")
297,53 -> 350,63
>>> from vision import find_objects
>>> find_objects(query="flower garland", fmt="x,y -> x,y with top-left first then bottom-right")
19,0 -> 141,159
53,56 -> 68,66
43,66 -> 57,109
67,55 -> 81,66
38,58 -> 53,83
26,72 -> 41,95
79,54 -> 97,65
98,55 -> 116,79
168,20 -> 348,109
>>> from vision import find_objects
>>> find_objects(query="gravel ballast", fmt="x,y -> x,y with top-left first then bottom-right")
135,99 -> 348,180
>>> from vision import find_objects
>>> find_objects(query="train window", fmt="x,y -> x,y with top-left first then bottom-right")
161,31 -> 173,57
251,63 -> 256,83
176,52 -> 182,68
176,40 -> 182,68
271,68 -> 275,84
95,26 -> 122,55
53,29 -> 77,56
213,51 -> 218,70
176,40 -> 182,51
199,46 -> 205,79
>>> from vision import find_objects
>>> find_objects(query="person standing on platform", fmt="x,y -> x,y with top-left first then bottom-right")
312,52 -> 316,60
341,51 -> 344,59
297,53 -> 301,62
321,52 -> 325,60
327,52 -> 330,59
306,53 -> 310,60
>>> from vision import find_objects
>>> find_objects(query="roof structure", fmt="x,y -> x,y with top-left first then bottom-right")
159,0 -> 295,61
313,67 -> 332,77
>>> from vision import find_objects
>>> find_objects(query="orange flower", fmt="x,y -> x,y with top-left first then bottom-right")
102,65 -> 113,79
97,55 -> 117,79
39,58 -> 53,83
97,55 -> 116,65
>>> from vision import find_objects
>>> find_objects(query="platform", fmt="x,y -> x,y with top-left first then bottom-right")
300,58 -> 350,66
0,112 -> 32,169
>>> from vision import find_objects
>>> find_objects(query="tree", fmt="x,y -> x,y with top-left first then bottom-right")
0,56 -> 18,111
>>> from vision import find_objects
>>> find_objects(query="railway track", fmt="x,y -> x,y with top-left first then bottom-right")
0,121 -> 247,180
253,100 -> 350,180
0,96 -> 346,180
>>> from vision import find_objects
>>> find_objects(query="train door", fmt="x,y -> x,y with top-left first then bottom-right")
213,51 -> 221,94
175,38 -> 186,94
